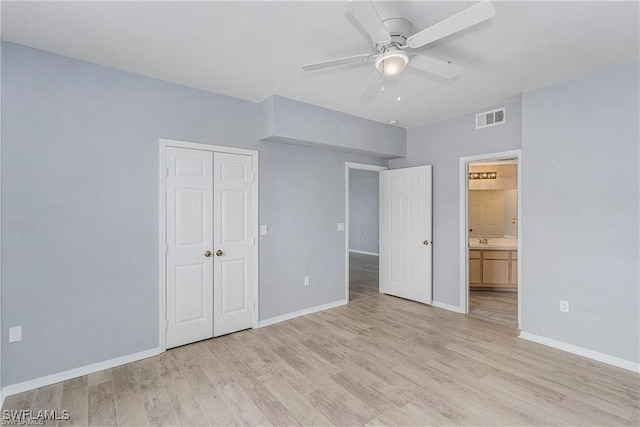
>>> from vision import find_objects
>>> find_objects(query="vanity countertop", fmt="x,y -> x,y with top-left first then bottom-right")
469,238 -> 518,250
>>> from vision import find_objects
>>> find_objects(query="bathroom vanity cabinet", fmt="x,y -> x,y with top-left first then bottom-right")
470,249 -> 517,290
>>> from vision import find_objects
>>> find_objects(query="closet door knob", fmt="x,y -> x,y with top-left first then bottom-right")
204,251 -> 212,257
216,250 -> 224,257
423,240 -> 430,245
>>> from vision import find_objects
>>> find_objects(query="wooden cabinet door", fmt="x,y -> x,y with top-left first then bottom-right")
483,250 -> 511,286
470,259 -> 482,284
483,258 -> 510,286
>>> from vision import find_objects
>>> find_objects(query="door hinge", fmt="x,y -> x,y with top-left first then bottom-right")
165,244 -> 169,254
166,166 -> 169,177
165,320 -> 169,331
251,172 -> 256,182
252,237 -> 256,247
253,301 -> 256,311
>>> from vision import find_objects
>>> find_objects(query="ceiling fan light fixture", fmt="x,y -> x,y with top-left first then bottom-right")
375,51 -> 408,76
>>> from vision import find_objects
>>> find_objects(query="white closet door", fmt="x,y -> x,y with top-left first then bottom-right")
166,147 -> 214,348
213,152 -> 255,337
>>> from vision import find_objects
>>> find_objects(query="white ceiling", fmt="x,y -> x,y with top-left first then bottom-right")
2,1 -> 638,128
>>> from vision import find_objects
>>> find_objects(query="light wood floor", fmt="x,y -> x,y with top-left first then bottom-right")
348,252 -> 379,302
469,290 -> 518,327
4,294 -> 639,426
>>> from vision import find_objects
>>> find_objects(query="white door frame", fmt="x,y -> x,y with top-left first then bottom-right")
459,149 -> 522,327
159,138 -> 259,352
344,162 -> 387,302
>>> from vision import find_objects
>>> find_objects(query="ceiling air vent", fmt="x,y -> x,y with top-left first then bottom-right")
476,107 -> 506,129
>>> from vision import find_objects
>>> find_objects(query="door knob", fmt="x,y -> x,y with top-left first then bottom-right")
423,240 -> 430,245
216,250 -> 224,257
204,251 -> 212,257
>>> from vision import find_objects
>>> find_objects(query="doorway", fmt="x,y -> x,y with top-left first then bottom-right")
345,163 -> 386,302
459,150 -> 521,328
159,139 -> 259,351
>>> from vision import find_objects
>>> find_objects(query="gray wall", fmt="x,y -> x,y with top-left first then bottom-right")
349,169 -> 379,254
1,42 -> 262,385
1,42 -> 392,385
259,142 -> 386,320
521,63 -> 639,363
390,100 -> 522,305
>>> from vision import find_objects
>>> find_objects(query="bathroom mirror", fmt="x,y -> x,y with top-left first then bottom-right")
468,162 -> 518,238
468,189 -> 517,238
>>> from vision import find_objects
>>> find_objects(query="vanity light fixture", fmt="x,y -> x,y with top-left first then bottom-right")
469,171 -> 497,180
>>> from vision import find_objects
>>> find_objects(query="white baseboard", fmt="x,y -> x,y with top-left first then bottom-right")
431,300 -> 465,314
2,347 -> 161,397
348,249 -> 379,256
259,299 -> 347,328
519,332 -> 639,373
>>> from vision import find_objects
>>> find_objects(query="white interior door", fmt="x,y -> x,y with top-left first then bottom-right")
166,147 -> 214,348
213,152 -> 255,337
379,165 -> 433,304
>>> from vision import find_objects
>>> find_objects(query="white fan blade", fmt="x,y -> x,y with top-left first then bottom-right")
406,1 -> 495,49
409,55 -> 462,79
360,70 -> 383,103
347,0 -> 391,44
302,53 -> 373,71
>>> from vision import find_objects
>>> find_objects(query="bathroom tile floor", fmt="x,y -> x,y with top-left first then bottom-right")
469,290 -> 518,327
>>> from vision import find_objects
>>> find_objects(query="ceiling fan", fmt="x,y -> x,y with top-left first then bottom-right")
302,0 -> 496,103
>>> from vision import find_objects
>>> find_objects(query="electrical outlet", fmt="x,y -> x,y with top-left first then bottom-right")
304,276 -> 310,286
9,326 -> 22,343
560,300 -> 569,313
337,223 -> 345,232
260,225 -> 268,236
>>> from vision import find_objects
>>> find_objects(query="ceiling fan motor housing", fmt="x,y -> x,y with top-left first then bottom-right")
375,18 -> 412,52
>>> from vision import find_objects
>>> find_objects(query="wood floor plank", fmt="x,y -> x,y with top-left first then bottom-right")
2,390 -> 35,412
31,383 -> 63,427
3,254 -> 638,427
59,376 -> 88,427
131,359 -> 180,427
224,334 -> 272,378
251,345 -> 318,397
401,400 -> 458,426
189,341 -> 235,387
171,346 -> 239,426
112,364 -> 150,427
257,372 -> 332,426
206,337 -> 301,426
155,352 -> 208,426
217,382 -> 272,426
331,372 -> 421,426
304,388 -> 363,426
349,252 -> 379,302
480,372 -> 608,425
87,369 -> 113,388
88,381 -> 117,427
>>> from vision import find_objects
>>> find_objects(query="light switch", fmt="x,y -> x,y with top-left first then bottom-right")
260,225 -> 268,236
9,326 -> 22,343
337,223 -> 345,232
